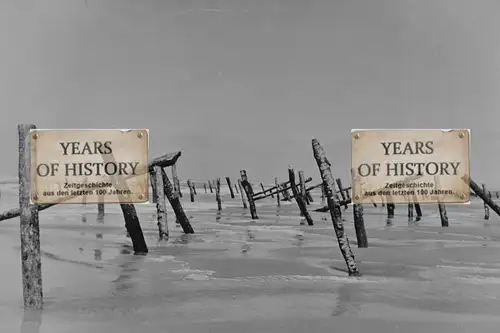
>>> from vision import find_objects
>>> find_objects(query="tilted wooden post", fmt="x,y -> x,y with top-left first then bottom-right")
240,170 -> 258,219
161,169 -> 194,233
464,175 -> 500,217
216,177 -> 222,211
18,124 -> 43,309
226,177 -> 235,199
281,183 -> 291,201
204,183 -> 207,193
289,167 -> 313,225
434,176 -> 448,227
208,180 -> 213,193
321,182 -> 326,205
192,182 -> 197,195
234,184 -> 239,194
171,164 -> 182,198
482,183 -> 490,220
298,171 -> 309,205
187,179 -> 195,202
149,172 -> 158,204
353,204 -> 368,248
152,166 -> 168,240
335,178 -> 349,209
312,138 -> 359,276
120,204 -> 148,254
237,179 -> 247,209
275,177 -> 281,207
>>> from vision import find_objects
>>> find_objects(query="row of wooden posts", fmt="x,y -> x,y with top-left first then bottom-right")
3,125 -> 500,310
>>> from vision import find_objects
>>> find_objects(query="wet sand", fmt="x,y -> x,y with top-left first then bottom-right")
1,184 -> 500,332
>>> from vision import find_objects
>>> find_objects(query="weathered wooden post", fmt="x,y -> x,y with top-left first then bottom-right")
161,169 -> 194,233
120,204 -> 149,254
150,172 -> 158,204
353,204 -> 368,248
237,179 -> 248,209
192,182 -> 197,195
281,184 -> 291,201
289,167 -> 313,225
171,164 -> 182,198
208,180 -> 213,193
482,183 -> 490,220
464,175 -> 500,217
275,177 -> 281,207
187,179 -> 195,202
497,191 -> 499,199
240,170 -> 258,219
387,204 -> 395,218
298,171 -> 309,205
312,138 -> 359,276
260,183 -> 273,198
152,166 -> 168,240
234,184 -> 239,194
226,177 -> 235,199
204,183 -> 207,193
321,182 -> 326,205
335,178 -> 349,209
216,177 -> 222,211
408,203 -> 414,220
434,176 -> 449,227
18,124 -> 43,309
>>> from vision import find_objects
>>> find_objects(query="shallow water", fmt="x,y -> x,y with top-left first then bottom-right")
1,183 -> 500,332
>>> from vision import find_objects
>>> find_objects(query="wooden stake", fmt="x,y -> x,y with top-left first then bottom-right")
234,184 -> 239,194
161,169 -> 194,233
387,204 -> 395,218
208,180 -> 213,193
289,167 -> 313,225
299,171 -> 309,205
187,179 -> 195,202
434,176 -> 448,227
240,170 -> 258,219
120,204 -> 148,254
275,177 -> 281,207
226,177 -> 235,199
312,138 -> 359,276
482,183 -> 490,220
171,164 -> 182,198
18,124 -> 43,309
152,166 -> 168,240
216,177 -> 222,211
281,184 -> 291,201
408,203 -> 414,220
335,178 -> 348,209
150,172 -> 158,204
204,183 -> 207,193
192,182 -> 197,195
353,204 -> 368,248
237,179 -> 247,209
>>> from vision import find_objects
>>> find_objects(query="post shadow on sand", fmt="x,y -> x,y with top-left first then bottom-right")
20,309 -> 42,333
331,283 -> 363,317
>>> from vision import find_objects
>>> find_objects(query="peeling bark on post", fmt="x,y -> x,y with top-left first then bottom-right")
275,177 -> 281,207
353,204 -> 368,248
226,177 -> 235,199
161,169 -> 194,233
216,178 -> 222,211
187,179 -> 195,202
240,170 -> 258,219
482,183 -> 490,220
171,164 -> 182,198
237,179 -> 248,209
18,124 -> 43,309
120,204 -> 148,254
152,166 -> 168,240
298,171 -> 309,205
208,181 -> 213,193
312,138 -> 359,276
289,167 -> 313,225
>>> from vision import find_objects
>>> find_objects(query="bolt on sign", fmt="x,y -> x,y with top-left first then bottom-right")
351,129 -> 470,205
30,129 -> 149,204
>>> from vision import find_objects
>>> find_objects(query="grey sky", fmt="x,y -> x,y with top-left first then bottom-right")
1,0 -> 499,186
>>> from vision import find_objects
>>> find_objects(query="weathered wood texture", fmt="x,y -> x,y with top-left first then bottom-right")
240,170 -> 258,219
120,204 -> 148,254
434,176 -> 449,227
312,138 -> 359,276
216,178 -> 222,211
335,178 -> 348,209
152,166 -> 168,240
353,204 -> 368,248
482,183 -> 490,220
150,172 -> 158,204
463,175 -> 500,217
289,167 -> 313,225
148,152 -> 182,172
298,171 -> 309,205
237,179 -> 248,209
161,169 -> 194,233
187,179 -> 195,202
18,124 -> 43,309
208,180 -> 213,193
226,177 -> 235,199
275,177 -> 280,207
171,164 -> 182,198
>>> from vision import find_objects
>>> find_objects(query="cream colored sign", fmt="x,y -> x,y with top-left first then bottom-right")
30,129 -> 149,204
351,129 -> 470,204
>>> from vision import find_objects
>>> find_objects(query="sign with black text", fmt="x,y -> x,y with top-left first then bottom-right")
30,129 -> 149,204
351,129 -> 470,204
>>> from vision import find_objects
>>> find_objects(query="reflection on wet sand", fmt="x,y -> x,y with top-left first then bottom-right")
20,310 -> 42,333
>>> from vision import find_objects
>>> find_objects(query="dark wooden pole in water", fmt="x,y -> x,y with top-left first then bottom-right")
204,183 -> 207,193
281,184 -> 291,201
119,204 -> 148,254
18,124 -> 43,309
353,204 -> 368,248
150,172 -> 158,204
298,171 -> 309,205
152,166 -> 168,240
208,180 -> 213,193
260,183 -> 274,198
240,170 -> 258,219
237,179 -> 248,209
275,177 -> 281,207
216,178 -> 222,211
482,183 -> 490,220
226,177 -> 235,199
97,203 -> 105,221
497,192 -> 499,199
289,167 -> 313,225
335,179 -> 349,209
187,179 -> 195,202
387,204 -> 395,218
161,169 -> 194,233
312,138 -> 359,276
434,176 -> 448,227
171,164 -> 182,198
234,184 -> 239,194
192,182 -> 197,195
